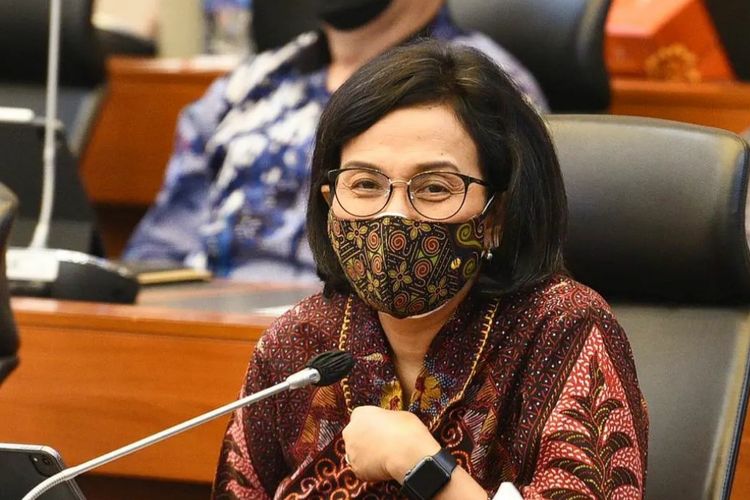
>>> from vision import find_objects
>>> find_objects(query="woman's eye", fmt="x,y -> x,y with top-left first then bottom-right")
423,183 -> 450,194
414,182 -> 452,198
350,179 -> 382,191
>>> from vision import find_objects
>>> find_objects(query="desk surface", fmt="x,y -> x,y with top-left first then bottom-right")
610,78 -> 750,134
0,281 -> 318,484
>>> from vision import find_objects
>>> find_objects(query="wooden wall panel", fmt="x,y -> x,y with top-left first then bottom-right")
80,57 -> 232,207
1,294 -> 267,483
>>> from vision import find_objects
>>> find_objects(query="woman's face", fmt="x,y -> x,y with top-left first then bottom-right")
327,103 -> 490,222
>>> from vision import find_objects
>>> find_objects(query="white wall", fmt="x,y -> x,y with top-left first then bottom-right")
94,0 -> 206,57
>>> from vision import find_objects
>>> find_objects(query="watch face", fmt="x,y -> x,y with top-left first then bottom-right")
403,457 -> 450,500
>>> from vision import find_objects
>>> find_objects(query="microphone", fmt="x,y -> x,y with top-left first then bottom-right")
22,350 -> 355,500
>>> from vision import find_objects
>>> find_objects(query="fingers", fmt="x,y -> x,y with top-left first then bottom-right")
342,406 -> 385,480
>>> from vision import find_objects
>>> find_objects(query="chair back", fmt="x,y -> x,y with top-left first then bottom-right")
548,114 -> 750,499
251,0 -> 611,112
0,183 -> 19,385
0,0 -> 105,156
447,0 -> 612,112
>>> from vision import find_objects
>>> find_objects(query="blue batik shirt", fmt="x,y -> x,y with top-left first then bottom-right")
123,8 -> 547,283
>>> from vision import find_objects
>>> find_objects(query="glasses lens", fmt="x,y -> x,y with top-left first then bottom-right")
333,168 -> 391,216
410,172 -> 467,220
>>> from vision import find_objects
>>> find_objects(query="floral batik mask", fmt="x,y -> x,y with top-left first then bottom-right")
327,211 -> 486,318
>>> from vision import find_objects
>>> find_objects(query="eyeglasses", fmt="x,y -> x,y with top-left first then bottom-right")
327,167 -> 490,220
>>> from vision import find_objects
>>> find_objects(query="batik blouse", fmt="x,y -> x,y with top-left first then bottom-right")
213,275 -> 648,499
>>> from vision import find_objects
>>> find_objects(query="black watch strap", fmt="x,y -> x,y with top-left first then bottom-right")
400,448 -> 458,500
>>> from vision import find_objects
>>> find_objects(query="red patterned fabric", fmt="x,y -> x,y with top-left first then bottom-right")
212,275 -> 648,499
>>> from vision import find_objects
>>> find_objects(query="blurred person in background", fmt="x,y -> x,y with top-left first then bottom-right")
123,0 -> 546,282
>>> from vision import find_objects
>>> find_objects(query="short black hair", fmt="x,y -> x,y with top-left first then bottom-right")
307,40 -> 567,298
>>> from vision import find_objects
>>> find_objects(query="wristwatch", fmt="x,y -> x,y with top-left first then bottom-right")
400,448 -> 457,500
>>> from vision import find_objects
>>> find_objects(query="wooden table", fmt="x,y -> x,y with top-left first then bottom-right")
610,78 -> 750,134
0,281 -> 317,498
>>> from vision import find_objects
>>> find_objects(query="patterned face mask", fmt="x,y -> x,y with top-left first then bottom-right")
327,211 -> 486,318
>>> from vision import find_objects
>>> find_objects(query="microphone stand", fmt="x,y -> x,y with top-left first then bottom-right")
22,367 -> 322,500
29,0 -> 60,249
5,0 -> 140,304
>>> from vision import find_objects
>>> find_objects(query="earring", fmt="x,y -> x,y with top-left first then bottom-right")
483,249 -> 493,261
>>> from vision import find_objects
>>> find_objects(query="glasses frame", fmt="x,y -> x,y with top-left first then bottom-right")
326,167 -> 492,220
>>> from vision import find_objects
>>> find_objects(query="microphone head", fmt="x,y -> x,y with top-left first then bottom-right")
306,350 -> 355,386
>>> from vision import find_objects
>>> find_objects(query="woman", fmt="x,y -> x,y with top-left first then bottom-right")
213,41 -> 647,499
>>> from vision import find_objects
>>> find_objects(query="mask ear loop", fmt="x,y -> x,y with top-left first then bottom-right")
480,192 -> 504,261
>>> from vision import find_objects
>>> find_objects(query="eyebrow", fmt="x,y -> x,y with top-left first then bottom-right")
339,160 -> 460,173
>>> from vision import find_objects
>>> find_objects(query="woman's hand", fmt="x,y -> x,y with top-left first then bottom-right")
342,405 -> 441,482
